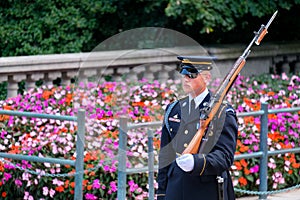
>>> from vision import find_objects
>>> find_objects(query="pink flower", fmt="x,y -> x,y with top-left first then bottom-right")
92,179 -> 101,189
128,180 -> 138,192
249,165 -> 259,173
110,181 -> 117,192
268,158 -> 276,169
281,73 -> 289,80
23,191 -> 34,200
3,172 -> 12,181
52,178 -> 64,186
85,193 -> 97,200
14,179 -> 23,187
49,188 -> 55,198
43,187 -> 49,196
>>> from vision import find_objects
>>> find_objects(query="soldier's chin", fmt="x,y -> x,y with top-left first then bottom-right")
182,86 -> 191,93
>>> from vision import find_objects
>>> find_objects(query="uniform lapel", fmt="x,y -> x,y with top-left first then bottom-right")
199,92 -> 211,109
179,97 -> 189,123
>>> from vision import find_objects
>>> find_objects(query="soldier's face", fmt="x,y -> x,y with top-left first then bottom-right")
182,71 -> 211,97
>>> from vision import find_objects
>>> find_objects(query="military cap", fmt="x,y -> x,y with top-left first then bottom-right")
176,56 -> 217,78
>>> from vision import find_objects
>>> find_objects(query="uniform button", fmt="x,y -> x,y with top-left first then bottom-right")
170,128 -> 173,132
184,143 -> 188,148
184,130 -> 188,134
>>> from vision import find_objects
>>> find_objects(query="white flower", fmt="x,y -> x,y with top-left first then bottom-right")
30,131 -> 36,137
232,179 -> 239,186
43,187 -> 49,196
44,162 -> 51,168
54,93 -> 62,99
276,143 -> 281,149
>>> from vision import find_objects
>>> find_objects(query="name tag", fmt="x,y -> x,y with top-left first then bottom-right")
169,117 -> 181,123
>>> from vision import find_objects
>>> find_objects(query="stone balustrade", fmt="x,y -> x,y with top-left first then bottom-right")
1,42 -> 300,98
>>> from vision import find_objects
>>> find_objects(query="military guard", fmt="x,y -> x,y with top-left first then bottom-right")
156,56 -> 238,200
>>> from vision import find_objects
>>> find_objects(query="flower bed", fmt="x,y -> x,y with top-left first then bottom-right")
228,74 -> 300,194
0,74 -> 299,199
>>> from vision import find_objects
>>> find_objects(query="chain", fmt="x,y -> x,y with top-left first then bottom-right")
234,184 -> 300,196
0,157 -> 102,178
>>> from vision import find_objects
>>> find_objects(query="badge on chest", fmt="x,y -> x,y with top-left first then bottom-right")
168,114 -> 180,123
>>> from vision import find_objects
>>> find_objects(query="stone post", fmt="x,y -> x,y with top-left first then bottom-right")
281,56 -> 290,74
294,56 -> 300,74
158,64 -> 174,82
45,72 -> 62,86
26,73 -> 44,90
7,74 -> 26,98
116,67 -> 130,82
61,71 -> 78,86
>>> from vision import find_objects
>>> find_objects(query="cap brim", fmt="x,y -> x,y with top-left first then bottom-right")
180,68 -> 193,75
179,65 -> 199,75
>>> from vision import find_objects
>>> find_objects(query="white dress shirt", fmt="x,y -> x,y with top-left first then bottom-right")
189,88 -> 209,113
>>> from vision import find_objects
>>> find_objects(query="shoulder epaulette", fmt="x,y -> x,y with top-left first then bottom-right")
226,107 -> 235,113
222,100 -> 235,114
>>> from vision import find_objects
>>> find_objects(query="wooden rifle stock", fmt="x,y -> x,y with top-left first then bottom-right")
182,11 -> 278,155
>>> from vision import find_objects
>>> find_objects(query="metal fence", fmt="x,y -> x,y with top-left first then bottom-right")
0,109 -> 86,200
117,103 -> 300,200
1,103 -> 299,200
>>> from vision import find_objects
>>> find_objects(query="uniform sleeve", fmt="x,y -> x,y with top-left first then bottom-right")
156,108 -> 176,198
190,109 -> 238,176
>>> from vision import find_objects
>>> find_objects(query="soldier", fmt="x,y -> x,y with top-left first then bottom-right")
156,56 -> 238,200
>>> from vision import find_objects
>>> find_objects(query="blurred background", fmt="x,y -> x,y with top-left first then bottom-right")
0,0 -> 299,57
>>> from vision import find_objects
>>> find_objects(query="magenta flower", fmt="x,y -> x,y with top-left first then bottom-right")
128,180 -> 138,192
15,179 -> 23,187
3,172 -> 12,181
85,193 -> 97,200
103,165 -> 110,172
92,179 -> 101,189
249,165 -> 259,173
110,181 -> 117,192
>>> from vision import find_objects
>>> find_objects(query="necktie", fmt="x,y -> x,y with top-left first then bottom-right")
189,99 -> 198,120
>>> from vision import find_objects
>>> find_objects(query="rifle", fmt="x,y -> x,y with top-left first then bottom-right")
182,10 -> 278,154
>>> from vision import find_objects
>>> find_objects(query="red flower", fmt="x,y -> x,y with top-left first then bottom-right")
55,186 -> 64,192
238,177 -> 248,186
2,192 -> 7,198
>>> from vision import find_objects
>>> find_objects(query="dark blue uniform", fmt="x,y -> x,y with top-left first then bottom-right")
156,92 -> 238,200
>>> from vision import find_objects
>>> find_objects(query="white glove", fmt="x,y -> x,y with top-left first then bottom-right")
176,154 -> 194,172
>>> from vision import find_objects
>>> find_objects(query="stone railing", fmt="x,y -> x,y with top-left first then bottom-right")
1,42 -> 300,98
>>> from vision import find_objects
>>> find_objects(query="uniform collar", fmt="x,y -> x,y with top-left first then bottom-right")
189,88 -> 209,109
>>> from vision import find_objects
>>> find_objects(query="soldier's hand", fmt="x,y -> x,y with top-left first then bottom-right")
176,154 -> 194,172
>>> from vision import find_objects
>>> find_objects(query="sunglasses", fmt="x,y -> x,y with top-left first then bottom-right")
183,73 -> 198,79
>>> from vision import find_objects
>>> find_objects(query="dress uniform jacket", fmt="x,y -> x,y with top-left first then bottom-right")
157,92 -> 238,200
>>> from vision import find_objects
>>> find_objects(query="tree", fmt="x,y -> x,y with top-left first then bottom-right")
0,0 -> 116,56
165,0 -> 300,33
0,0 -> 300,56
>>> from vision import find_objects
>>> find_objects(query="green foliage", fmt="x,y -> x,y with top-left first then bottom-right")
0,82 -> 7,100
1,0 -> 300,56
165,0 -> 299,34
0,0 -> 116,56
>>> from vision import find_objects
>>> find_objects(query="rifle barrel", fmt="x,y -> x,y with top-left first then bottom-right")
182,11 -> 278,155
